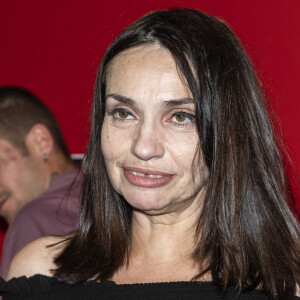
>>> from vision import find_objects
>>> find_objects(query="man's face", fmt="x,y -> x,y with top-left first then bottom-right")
0,139 -> 47,223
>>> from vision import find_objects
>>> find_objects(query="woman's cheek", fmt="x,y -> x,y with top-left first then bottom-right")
101,122 -> 113,161
101,121 -> 132,162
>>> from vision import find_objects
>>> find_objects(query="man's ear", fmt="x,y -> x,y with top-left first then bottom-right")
25,124 -> 54,160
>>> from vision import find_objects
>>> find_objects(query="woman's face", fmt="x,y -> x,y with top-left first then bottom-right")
101,44 -> 207,215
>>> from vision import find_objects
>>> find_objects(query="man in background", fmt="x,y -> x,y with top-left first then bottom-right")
0,86 -> 82,278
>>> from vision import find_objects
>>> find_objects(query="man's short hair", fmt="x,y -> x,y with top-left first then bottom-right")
0,86 -> 70,157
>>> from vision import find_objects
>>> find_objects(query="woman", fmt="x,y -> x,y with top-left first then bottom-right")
1,8 -> 299,299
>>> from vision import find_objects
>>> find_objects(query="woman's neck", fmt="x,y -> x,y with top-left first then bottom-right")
131,211 -> 199,262
111,199 -> 207,284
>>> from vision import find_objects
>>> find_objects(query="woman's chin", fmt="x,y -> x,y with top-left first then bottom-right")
126,195 -> 170,215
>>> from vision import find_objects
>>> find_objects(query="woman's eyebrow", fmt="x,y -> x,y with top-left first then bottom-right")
163,98 -> 194,108
106,93 -> 136,107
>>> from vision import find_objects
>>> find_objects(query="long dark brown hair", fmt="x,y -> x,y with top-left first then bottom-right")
54,8 -> 300,299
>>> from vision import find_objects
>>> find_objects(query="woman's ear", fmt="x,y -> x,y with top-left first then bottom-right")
25,124 -> 54,160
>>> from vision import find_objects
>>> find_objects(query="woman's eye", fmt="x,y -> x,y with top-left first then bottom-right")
168,112 -> 195,125
117,110 -> 130,119
108,108 -> 135,120
174,113 -> 188,122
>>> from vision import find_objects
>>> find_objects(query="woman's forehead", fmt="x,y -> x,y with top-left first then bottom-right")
107,44 -> 175,76
105,45 -> 193,101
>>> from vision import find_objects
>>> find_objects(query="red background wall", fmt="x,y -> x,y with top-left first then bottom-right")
0,1 -> 299,200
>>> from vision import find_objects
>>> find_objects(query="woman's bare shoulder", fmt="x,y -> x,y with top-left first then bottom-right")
6,236 -> 66,280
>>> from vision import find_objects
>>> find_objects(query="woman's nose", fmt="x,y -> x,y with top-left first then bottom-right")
131,122 -> 164,161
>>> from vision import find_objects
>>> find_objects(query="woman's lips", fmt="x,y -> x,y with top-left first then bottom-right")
123,167 -> 173,188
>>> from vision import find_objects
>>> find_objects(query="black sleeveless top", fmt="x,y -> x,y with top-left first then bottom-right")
0,275 -> 299,299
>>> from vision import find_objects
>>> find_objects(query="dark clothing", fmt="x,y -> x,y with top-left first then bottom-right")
0,275 -> 299,299
0,170 -> 82,278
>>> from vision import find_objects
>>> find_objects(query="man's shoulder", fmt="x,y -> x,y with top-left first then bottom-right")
6,236 -> 66,280
10,192 -> 67,225
0,172 -> 81,279
7,186 -> 80,239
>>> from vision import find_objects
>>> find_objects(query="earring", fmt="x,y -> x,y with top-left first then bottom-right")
43,153 -> 49,161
